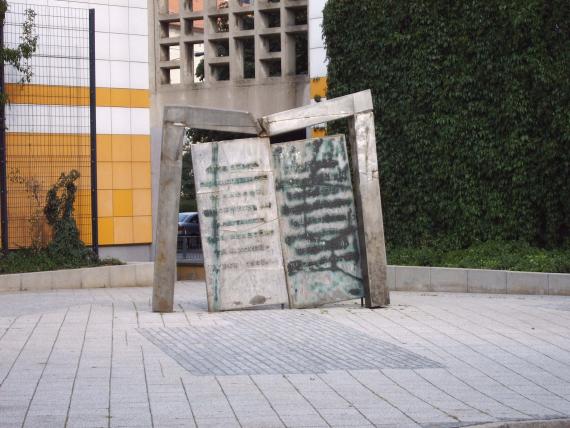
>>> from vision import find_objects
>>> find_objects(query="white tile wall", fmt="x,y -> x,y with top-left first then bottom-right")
96,106 -> 112,133
111,107 -> 132,133
310,47 -> 327,78
129,35 -> 149,62
110,61 -> 130,87
109,6 -> 129,33
129,0 -> 146,8
309,0 -> 326,20
129,7 -> 147,35
130,108 -> 149,134
8,0 -> 152,138
91,4 -> 110,31
109,0 -> 129,6
129,62 -> 149,89
7,104 -> 90,133
109,33 -> 130,61
309,18 -> 323,49
96,32 -> 111,60
96,59 -> 112,86
308,0 -> 327,78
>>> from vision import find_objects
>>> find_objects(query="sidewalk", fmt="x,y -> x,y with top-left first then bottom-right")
1,282 -> 570,427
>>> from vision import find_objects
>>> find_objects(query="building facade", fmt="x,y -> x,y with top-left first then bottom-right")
1,0 -> 329,261
3,0 -> 152,261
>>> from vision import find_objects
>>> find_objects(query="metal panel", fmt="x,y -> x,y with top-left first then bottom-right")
192,137 -> 288,312
272,135 -> 364,308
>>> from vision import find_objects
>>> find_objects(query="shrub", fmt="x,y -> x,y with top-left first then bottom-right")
43,170 -> 97,266
323,0 -> 570,249
387,240 -> 570,273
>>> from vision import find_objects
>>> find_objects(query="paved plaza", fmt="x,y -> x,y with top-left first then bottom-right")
1,283 -> 570,427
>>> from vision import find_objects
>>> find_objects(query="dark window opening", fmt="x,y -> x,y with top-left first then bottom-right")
213,15 -> 229,32
294,33 -> 308,75
211,39 -> 229,57
262,59 -> 281,77
261,10 -> 280,28
237,13 -> 254,30
184,18 -> 204,36
291,8 -> 307,26
211,63 -> 230,81
263,34 -> 281,52
242,38 -> 255,79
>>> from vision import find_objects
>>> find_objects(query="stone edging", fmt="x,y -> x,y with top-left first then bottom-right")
388,265 -> 570,296
2,263 -> 569,296
470,418 -> 570,427
0,262 -> 154,293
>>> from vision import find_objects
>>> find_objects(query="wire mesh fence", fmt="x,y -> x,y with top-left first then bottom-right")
0,3 -> 96,251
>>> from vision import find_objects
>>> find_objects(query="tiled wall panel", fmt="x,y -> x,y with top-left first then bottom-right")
5,0 -> 151,247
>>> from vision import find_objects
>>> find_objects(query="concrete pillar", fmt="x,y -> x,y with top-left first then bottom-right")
348,112 -> 390,307
152,122 -> 186,313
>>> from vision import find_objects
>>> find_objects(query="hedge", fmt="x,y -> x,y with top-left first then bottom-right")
322,0 -> 570,249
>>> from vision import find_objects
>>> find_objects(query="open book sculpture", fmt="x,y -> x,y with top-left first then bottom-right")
153,90 -> 390,312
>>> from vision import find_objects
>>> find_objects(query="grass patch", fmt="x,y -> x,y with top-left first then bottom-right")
387,240 -> 570,273
0,249 -> 123,274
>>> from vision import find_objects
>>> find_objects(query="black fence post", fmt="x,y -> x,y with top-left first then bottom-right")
88,9 -> 98,256
0,12 -> 8,254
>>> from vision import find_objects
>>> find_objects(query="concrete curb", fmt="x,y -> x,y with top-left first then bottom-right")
389,265 -> 570,296
469,418 -> 570,427
0,262 -> 154,293
2,263 -> 569,296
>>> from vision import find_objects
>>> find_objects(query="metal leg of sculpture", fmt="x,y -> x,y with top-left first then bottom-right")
348,112 -> 390,308
152,122 -> 186,313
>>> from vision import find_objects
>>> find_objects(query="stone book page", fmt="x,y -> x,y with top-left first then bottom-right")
191,138 -> 288,312
272,135 -> 364,308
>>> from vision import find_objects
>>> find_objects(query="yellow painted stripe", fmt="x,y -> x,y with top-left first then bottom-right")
310,77 -> 328,99
6,84 -> 150,108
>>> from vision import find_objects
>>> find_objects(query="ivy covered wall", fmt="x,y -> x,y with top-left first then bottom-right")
323,0 -> 570,248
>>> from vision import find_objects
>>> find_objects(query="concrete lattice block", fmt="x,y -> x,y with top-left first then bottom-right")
135,263 -> 154,287
0,273 -> 22,292
21,271 -> 53,291
52,268 -> 83,289
395,266 -> 430,291
467,269 -> 507,294
548,273 -> 570,296
81,266 -> 111,289
507,271 -> 548,295
109,264 -> 137,288
430,268 -> 468,293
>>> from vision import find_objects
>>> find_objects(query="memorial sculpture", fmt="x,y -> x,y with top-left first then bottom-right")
153,90 -> 390,312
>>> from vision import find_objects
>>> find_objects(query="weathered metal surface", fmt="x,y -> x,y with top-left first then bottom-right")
259,90 -> 374,136
191,138 -> 288,312
153,123 -> 186,313
348,112 -> 390,307
272,135 -> 364,308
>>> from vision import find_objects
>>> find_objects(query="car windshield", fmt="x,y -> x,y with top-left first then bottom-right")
178,213 -> 190,222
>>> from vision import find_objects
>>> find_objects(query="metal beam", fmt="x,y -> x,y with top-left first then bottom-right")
163,105 -> 260,135
259,90 -> 374,137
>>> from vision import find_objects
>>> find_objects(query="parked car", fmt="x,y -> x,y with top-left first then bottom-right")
178,212 -> 200,237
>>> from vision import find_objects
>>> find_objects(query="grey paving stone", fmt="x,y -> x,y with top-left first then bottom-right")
0,285 -> 569,428
138,312 -> 441,376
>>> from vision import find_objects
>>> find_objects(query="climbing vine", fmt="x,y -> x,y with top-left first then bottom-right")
0,1 -> 38,105
323,0 -> 570,249
44,170 -> 97,265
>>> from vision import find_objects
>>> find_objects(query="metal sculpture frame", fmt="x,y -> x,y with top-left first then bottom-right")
152,90 -> 390,312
